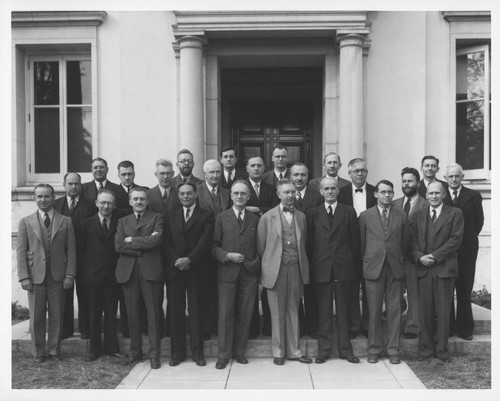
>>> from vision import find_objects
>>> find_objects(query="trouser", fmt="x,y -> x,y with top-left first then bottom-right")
349,278 -> 369,332
76,277 -> 89,337
402,260 -> 420,335
62,286 -> 74,337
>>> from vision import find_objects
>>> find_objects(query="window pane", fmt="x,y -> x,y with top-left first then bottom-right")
34,108 -> 60,173
34,62 -> 59,105
456,100 -> 484,170
67,107 -> 92,172
66,61 -> 92,105
456,51 -> 485,101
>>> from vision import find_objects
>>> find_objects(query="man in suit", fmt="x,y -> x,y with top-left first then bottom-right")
392,167 -> 428,339
115,160 -> 148,218
290,162 -> 322,337
410,181 -> 464,362
261,145 -> 290,187
245,156 -> 279,338
338,158 -> 376,338
164,182 -> 215,367
257,179 -> 312,366
172,149 -> 203,190
308,152 -> 350,192
115,187 -> 165,369
17,184 -> 76,362
53,172 -> 97,340
212,180 -> 260,369
360,180 -> 407,364
307,177 -> 361,364
444,163 -> 484,340
79,189 -> 121,361
82,157 -> 120,201
220,146 -> 246,189
417,155 -> 448,198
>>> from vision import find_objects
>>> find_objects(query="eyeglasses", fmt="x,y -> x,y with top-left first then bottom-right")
178,159 -> 193,165
96,201 -> 114,206
352,169 -> 368,175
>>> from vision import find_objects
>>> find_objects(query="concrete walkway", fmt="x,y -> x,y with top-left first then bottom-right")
117,356 -> 426,390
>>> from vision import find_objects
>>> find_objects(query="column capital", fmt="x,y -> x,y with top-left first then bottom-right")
172,35 -> 207,57
336,33 -> 367,49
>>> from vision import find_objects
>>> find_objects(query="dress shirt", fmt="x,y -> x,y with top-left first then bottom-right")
448,186 -> 462,200
296,187 -> 306,200
94,179 -> 108,191
121,184 -> 132,194
274,169 -> 288,181
249,178 -> 260,197
66,195 -> 79,207
429,203 -> 443,220
225,170 -> 235,183
183,204 -> 195,221
98,213 -> 110,229
352,183 -> 367,217
324,201 -> 338,215
404,194 -> 419,214
38,209 -> 54,221
377,205 -> 391,216
279,204 -> 293,225
159,186 -> 171,199
233,206 -> 245,221
206,182 -> 218,195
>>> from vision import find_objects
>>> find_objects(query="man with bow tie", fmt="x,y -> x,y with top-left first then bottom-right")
257,179 -> 311,365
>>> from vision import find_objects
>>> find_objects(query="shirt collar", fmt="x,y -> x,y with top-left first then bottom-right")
377,205 -> 391,215
206,182 -> 218,194
38,209 -> 54,219
274,169 -> 287,179
233,206 -> 245,219
66,195 -> 79,204
352,183 -> 367,193
324,201 -> 337,213
95,179 -> 107,189
183,204 -> 195,213
98,212 -> 110,223
430,203 -> 444,217
449,186 -> 462,197
298,187 -> 307,198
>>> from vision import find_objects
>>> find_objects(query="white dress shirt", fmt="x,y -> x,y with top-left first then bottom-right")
352,184 -> 367,217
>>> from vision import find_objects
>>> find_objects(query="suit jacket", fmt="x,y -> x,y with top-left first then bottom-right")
359,206 -> 408,281
196,183 -> 231,216
115,210 -> 165,283
16,210 -> 76,284
337,182 -> 377,211
308,175 -> 350,192
246,179 -> 279,215
220,169 -> 247,190
171,174 -> 203,190
295,187 -> 323,215
147,185 -> 181,217
306,203 -> 360,283
212,208 -> 261,282
115,183 -> 149,218
261,169 -> 290,187
392,194 -> 428,218
443,186 -> 484,255
410,204 -> 464,278
53,195 -> 97,233
257,205 -> 309,289
78,214 -> 119,285
164,205 -> 215,280
82,179 -> 121,201
417,179 -> 448,199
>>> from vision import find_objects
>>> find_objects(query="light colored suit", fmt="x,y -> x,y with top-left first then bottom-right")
16,210 -> 76,357
257,205 -> 309,358
359,206 -> 407,357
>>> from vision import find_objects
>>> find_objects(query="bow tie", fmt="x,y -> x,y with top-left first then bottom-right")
355,188 -> 363,193
283,207 -> 294,213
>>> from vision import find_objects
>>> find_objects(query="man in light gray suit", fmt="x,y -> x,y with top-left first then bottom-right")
392,167 -> 428,339
17,184 -> 76,362
257,179 -> 311,365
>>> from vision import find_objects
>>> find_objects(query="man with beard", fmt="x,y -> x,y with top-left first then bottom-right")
220,146 -> 246,189
172,149 -> 203,189
82,157 -> 120,201
392,167 -> 428,339
309,152 -> 350,192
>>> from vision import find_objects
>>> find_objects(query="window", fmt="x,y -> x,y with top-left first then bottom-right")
455,45 -> 490,179
28,54 -> 93,181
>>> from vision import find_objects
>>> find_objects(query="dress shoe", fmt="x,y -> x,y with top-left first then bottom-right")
104,352 -> 126,358
80,334 -> 89,340
462,334 -> 473,341
127,355 -> 143,364
248,333 -> 258,339
86,354 -> 99,362
234,356 -> 248,364
216,358 -> 229,369
389,355 -> 401,364
340,355 -> 360,364
404,332 -> 418,339
202,334 -> 211,341
315,357 -> 327,364
62,333 -> 73,340
48,354 -> 63,361
150,358 -> 161,369
169,359 -> 181,367
122,332 -> 130,339
361,330 -> 368,338
308,332 -> 318,339
195,359 -> 207,367
286,356 -> 312,364
437,355 -> 451,363
34,355 -> 46,363
417,354 -> 433,361
273,357 -> 284,366
349,331 -> 359,339
367,354 -> 379,363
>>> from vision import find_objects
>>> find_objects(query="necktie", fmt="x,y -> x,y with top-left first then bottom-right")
211,187 -> 217,197
403,197 -> 411,216
296,191 -> 302,203
453,190 -> 458,206
355,188 -> 363,193
431,209 -> 437,222
136,213 -> 141,225
44,213 -> 50,228
382,208 -> 389,234
182,177 -> 187,184
69,197 -> 76,211
279,173 -> 283,180
254,183 -> 260,198
102,218 -> 108,237
99,182 -> 104,191
237,211 -> 243,227
328,205 -> 333,226
162,188 -> 168,205
185,207 -> 191,222
227,172 -> 233,187
127,186 -> 130,194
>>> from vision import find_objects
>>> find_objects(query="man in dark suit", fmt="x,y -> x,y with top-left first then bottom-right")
392,167 -> 428,339
17,184 -> 76,362
410,181 -> 464,362
290,162 -> 322,337
53,172 -> 97,340
115,160 -> 148,218
79,189 -> 121,361
307,177 -> 360,365
245,156 -> 279,337
417,155 -> 448,198
212,180 -> 260,369
444,163 -> 484,340
220,146 -> 246,189
82,157 -> 120,201
360,180 -> 407,364
164,182 -> 215,367
261,145 -> 290,187
257,179 -> 312,366
172,149 -> 203,190
337,158 -> 376,338
308,152 -> 350,192
115,187 -> 165,369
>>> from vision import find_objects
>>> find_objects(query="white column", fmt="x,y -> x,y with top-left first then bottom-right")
178,36 -> 205,175
337,34 -> 366,162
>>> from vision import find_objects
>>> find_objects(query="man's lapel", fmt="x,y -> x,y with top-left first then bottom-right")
185,206 -> 201,231
51,211 -> 63,240
27,212 -> 43,244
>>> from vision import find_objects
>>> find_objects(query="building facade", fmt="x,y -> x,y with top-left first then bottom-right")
11,10 -> 491,305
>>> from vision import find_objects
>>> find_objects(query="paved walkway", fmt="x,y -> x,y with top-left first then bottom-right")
117,356 -> 426,389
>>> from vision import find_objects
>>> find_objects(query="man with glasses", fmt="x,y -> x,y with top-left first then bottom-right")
172,149 -> 203,190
